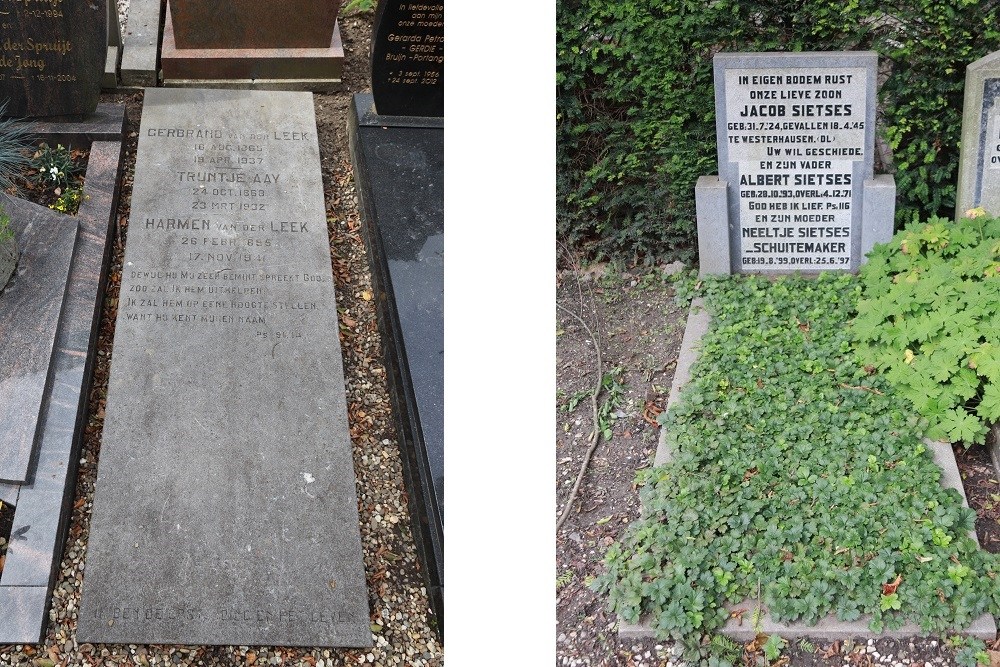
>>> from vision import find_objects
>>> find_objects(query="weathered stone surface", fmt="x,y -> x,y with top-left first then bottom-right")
701,52 -> 891,274
169,0 -> 337,49
371,0 -> 443,117
349,93 -> 442,629
0,109 -> 126,644
0,232 -> 15,291
0,197 -> 78,483
160,1 -> 344,88
957,51 -> 1000,218
78,88 -> 370,648
120,0 -> 162,87
0,0 -> 105,117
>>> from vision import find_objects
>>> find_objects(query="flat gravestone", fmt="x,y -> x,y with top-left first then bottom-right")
77,88 -> 371,648
0,0 -> 105,117
0,201 -> 77,483
371,0 -> 444,117
957,51 -> 1000,217
696,52 -> 895,275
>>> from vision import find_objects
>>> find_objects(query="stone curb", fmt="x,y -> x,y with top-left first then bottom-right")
621,299 -> 998,642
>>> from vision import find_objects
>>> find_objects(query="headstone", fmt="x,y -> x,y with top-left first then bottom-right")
0,108 -> 126,643
169,0 -> 337,49
77,88 -> 371,647
371,0 -> 444,117
0,0 -> 106,117
159,0 -> 343,89
957,51 -> 1000,218
696,52 -> 895,275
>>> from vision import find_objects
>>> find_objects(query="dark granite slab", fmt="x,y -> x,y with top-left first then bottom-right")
0,586 -> 48,643
348,93 -> 443,631
78,88 -> 370,648
370,0 -> 443,117
0,0 -> 105,117
169,0 -> 337,49
0,198 -> 78,484
0,118 -> 125,642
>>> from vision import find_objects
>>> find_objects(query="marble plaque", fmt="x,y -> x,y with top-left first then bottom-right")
77,88 -> 371,647
714,52 -> 878,273
0,0 -> 105,117
371,0 -> 443,117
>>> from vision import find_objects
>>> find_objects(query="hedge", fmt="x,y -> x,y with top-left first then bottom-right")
556,0 -> 1000,264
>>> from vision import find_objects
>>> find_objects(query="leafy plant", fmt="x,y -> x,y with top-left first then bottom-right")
596,367 -> 625,441
0,205 -> 12,244
0,101 -> 34,194
593,273 -> 1000,647
556,570 -> 575,590
30,143 -> 80,189
852,211 -> 1000,445
762,634 -> 787,662
341,0 -> 374,14
49,185 -> 85,214
949,635 -> 990,667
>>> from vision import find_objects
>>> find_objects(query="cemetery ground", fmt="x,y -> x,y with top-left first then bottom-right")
0,13 -> 443,667
555,264 -> 1000,667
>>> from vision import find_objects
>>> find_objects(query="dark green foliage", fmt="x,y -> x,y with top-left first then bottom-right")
593,273 -> 1000,645
557,1 -> 1000,264
853,212 -> 1000,445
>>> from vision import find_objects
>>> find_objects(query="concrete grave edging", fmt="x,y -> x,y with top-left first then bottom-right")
620,298 -> 998,641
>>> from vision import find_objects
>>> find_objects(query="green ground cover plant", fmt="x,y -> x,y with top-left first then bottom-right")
593,273 -> 1000,662
853,211 -> 1000,445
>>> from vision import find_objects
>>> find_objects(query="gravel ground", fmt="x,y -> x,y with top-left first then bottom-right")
0,9 -> 444,667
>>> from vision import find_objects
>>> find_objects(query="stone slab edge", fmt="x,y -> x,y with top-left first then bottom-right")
347,93 -> 444,633
0,126 -> 123,642
119,0 -> 162,87
622,300 -> 997,641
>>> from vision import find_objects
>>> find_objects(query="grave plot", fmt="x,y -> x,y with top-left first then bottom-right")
0,109 -> 125,642
348,0 -> 444,633
591,51 -> 1000,660
76,88 -> 371,648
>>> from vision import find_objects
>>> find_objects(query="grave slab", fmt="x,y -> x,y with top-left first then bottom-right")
620,300 -> 997,641
160,1 -> 343,90
349,93 -> 443,631
169,0 -> 337,49
0,201 -> 78,483
77,88 -> 371,648
0,0 -> 105,117
119,0 -> 162,87
0,109 -> 125,643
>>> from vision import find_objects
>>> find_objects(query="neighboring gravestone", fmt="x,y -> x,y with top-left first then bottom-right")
159,0 -> 343,88
77,88 -> 371,647
0,0 -> 105,117
0,206 -> 77,483
371,0 -> 444,116
696,52 -> 895,275
957,51 -> 1000,218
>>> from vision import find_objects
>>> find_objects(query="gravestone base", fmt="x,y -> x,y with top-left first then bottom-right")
160,2 -> 343,90
348,93 -> 443,634
0,106 -> 125,643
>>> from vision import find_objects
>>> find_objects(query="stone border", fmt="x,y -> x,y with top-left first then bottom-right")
119,0 -> 162,87
621,299 -> 997,641
0,107 -> 124,643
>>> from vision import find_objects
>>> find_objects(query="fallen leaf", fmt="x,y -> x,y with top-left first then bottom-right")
882,574 -> 902,595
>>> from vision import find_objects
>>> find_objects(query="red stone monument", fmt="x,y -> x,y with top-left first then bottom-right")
160,0 -> 343,88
